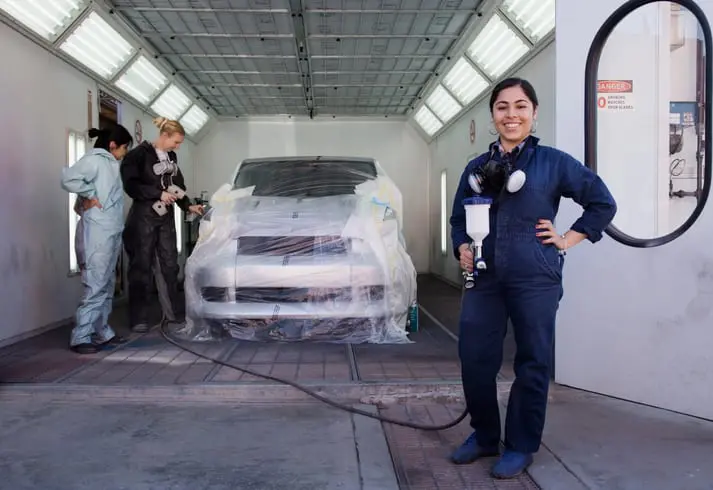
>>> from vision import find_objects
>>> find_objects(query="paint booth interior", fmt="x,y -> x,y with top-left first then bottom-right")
1,0 -> 713,424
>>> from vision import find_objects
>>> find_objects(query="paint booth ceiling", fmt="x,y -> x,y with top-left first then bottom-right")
0,0 -> 554,137
108,0 -> 486,118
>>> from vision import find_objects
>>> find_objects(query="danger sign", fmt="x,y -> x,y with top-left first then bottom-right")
597,79 -> 634,111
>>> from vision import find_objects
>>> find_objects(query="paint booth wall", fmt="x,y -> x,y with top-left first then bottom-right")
194,118 -> 431,273
0,21 -> 196,345
427,42 -> 556,285
555,0 -> 713,420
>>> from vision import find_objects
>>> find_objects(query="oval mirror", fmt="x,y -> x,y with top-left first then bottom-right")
585,0 -> 712,247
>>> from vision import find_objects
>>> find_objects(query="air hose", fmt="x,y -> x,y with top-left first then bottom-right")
159,323 -> 468,431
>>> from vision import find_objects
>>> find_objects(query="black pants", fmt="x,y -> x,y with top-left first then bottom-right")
458,271 -> 562,454
123,203 -> 183,327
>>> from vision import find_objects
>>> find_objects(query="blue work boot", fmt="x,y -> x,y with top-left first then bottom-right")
450,432 -> 500,464
491,450 -> 534,479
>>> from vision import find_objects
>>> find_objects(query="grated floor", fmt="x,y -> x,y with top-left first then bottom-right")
0,276 -> 470,386
380,404 -> 540,489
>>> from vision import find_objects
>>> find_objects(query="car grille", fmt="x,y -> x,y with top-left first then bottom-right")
236,235 -> 350,256
201,285 -> 385,303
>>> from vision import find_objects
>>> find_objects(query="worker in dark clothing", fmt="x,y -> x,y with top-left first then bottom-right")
120,117 -> 204,333
448,78 -> 617,479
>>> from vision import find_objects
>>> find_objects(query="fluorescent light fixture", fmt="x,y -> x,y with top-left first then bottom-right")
413,105 -> 443,136
501,0 -> 555,43
467,13 -> 529,79
425,85 -> 462,123
175,208 -> 183,254
59,11 -> 136,79
114,55 -> 168,105
440,170 -> 447,254
67,130 -> 86,274
180,105 -> 210,136
0,0 -> 85,41
443,57 -> 490,106
151,84 -> 192,120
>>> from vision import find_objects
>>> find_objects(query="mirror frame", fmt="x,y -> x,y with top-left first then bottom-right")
584,0 -> 713,247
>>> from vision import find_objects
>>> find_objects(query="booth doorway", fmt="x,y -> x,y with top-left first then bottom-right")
98,90 -> 126,299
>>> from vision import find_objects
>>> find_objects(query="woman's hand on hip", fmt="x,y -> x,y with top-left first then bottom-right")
536,219 -> 565,250
458,243 -> 474,272
83,198 -> 102,210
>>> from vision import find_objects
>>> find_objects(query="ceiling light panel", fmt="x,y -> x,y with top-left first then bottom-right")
414,106 -> 443,137
0,0 -> 85,41
179,105 -> 210,136
443,57 -> 490,106
425,85 -> 462,123
59,11 -> 136,79
151,84 -> 192,120
501,0 -> 556,43
467,13 -> 529,79
114,55 -> 168,105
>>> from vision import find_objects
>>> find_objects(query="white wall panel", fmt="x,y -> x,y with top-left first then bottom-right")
555,0 -> 713,420
0,22 -> 196,345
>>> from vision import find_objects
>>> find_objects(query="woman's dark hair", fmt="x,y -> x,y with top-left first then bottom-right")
88,124 -> 133,151
488,77 -> 539,113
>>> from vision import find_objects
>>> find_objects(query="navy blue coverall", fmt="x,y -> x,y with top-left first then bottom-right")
450,136 -> 617,454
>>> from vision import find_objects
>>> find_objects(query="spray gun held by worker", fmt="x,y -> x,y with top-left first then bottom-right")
461,196 -> 492,289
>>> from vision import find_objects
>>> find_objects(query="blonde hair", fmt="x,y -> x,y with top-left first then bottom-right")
153,116 -> 185,136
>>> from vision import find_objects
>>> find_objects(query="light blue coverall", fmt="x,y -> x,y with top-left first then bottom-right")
61,148 -> 125,347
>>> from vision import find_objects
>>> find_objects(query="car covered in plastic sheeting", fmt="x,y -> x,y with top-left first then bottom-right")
179,156 -> 417,343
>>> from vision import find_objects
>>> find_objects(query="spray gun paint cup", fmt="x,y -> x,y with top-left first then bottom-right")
462,196 -> 492,288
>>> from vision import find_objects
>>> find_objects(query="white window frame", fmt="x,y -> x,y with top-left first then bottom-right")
440,170 -> 448,255
67,129 -> 87,275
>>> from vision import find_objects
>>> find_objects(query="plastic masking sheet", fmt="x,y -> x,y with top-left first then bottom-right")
171,157 -> 417,343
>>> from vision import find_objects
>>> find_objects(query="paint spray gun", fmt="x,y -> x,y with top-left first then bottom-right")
462,196 -> 492,289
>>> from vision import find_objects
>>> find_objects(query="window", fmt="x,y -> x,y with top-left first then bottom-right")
175,207 -> 183,254
234,159 -> 377,197
67,130 -> 86,274
585,0 -> 711,247
440,170 -> 448,254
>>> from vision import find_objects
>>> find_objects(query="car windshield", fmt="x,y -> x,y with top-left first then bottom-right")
233,159 -> 378,197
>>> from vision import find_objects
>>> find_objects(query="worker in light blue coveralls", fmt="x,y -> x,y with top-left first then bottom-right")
449,78 -> 617,479
61,125 -> 134,354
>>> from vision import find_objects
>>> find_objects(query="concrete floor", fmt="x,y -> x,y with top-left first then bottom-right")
2,275 -> 713,489
0,399 -> 398,490
529,385 -> 713,490
4,384 -> 712,490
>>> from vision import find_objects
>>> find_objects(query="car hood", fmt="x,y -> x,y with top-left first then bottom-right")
215,194 -> 365,238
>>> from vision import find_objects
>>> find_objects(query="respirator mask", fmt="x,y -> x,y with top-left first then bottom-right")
467,149 -> 526,196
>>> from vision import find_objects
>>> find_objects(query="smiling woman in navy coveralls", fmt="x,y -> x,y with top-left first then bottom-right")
449,78 -> 617,479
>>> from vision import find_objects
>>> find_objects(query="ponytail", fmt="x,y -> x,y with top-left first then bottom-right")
88,124 -> 133,151
153,116 -> 185,136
